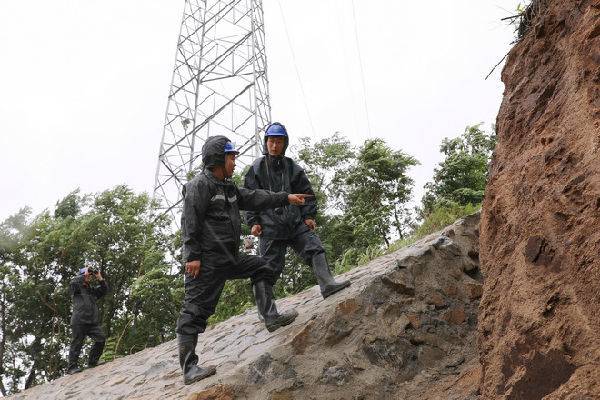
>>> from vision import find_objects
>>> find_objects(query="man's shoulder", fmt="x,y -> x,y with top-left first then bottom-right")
251,156 -> 266,168
244,156 -> 266,178
283,157 -> 304,172
185,173 -> 212,190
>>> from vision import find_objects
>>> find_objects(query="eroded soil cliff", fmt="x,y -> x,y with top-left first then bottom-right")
479,0 -> 600,398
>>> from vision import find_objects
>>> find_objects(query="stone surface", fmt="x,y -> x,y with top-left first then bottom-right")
9,214 -> 482,399
442,307 -> 467,325
479,0 -> 600,398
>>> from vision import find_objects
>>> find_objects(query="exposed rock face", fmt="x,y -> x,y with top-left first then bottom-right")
479,1 -> 600,398
9,215 -> 482,400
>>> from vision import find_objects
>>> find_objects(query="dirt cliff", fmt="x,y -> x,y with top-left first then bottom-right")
9,214 -> 482,400
479,0 -> 600,399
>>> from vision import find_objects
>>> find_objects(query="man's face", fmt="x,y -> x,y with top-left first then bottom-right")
224,153 -> 236,177
266,136 -> 285,156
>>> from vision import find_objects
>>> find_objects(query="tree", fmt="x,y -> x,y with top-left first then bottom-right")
0,186 -> 179,393
0,208 -> 31,396
298,132 -> 355,205
422,124 -> 496,215
345,139 -> 418,242
290,134 -> 417,280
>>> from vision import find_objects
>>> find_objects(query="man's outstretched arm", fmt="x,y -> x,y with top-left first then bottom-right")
237,186 -> 310,211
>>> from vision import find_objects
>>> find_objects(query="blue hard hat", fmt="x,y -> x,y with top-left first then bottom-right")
224,141 -> 239,154
265,122 -> 288,137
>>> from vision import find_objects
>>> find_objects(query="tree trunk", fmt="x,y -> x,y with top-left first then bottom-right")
381,228 -> 390,247
0,291 -> 7,396
24,336 -> 41,389
393,207 -> 404,240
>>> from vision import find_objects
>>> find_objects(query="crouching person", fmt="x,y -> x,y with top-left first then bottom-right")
67,263 -> 108,374
176,135 -> 311,385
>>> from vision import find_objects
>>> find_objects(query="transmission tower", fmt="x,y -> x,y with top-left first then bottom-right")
154,0 -> 271,219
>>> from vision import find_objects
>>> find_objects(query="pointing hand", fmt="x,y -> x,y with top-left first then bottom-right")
288,194 -> 314,206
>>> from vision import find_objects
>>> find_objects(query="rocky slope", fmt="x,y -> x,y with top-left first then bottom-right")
10,214 -> 482,400
479,0 -> 600,399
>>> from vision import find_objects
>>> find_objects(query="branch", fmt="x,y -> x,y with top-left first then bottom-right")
484,51 -> 510,80
113,317 -> 133,359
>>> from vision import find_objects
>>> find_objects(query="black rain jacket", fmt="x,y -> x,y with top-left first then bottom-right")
181,170 -> 290,265
244,156 -> 317,240
70,275 -> 108,326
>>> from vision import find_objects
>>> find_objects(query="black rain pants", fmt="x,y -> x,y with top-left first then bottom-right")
68,323 -> 105,368
176,253 -> 274,335
258,229 -> 326,282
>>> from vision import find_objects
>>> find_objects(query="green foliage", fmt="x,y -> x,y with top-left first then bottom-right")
274,250 -> 317,297
208,280 -> 254,325
54,190 -> 82,219
413,203 -> 480,239
342,138 -> 418,245
422,124 -> 495,216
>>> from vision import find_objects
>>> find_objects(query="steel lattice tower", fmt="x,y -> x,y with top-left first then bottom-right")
154,0 -> 271,218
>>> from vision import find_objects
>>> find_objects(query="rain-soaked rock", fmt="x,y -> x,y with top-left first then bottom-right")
319,365 -> 350,386
362,336 -> 415,370
443,306 -> 467,325
247,353 -> 273,384
187,384 -> 235,400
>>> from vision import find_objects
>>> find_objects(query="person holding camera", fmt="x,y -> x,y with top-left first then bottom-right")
244,122 -> 351,300
177,135 -> 311,385
66,263 -> 108,375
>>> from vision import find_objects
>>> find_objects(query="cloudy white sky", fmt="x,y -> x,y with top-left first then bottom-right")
0,0 -> 520,221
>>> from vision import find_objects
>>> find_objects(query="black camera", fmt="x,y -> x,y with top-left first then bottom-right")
87,266 -> 98,275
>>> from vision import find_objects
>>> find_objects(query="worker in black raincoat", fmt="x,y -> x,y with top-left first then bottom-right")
67,264 -> 108,374
176,135 -> 311,385
244,122 -> 351,301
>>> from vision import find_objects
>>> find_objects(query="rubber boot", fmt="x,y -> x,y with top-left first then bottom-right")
178,334 -> 216,385
88,340 -> 105,368
67,344 -> 82,374
67,366 -> 82,375
312,253 -> 351,298
253,280 -> 298,332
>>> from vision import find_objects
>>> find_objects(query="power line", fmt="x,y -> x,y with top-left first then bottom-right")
350,0 -> 372,138
334,0 -> 359,140
276,0 -> 317,137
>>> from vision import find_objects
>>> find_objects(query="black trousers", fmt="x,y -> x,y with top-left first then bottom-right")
176,253 -> 273,336
259,228 -> 326,282
68,323 -> 105,367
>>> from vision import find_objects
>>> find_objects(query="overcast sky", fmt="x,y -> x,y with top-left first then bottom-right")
0,0 -> 520,221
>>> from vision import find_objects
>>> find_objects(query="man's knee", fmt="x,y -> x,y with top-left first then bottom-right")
259,241 -> 287,273
295,232 -> 326,261
250,268 -> 276,286
70,326 -> 86,342
93,333 -> 106,344
176,302 -> 209,335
